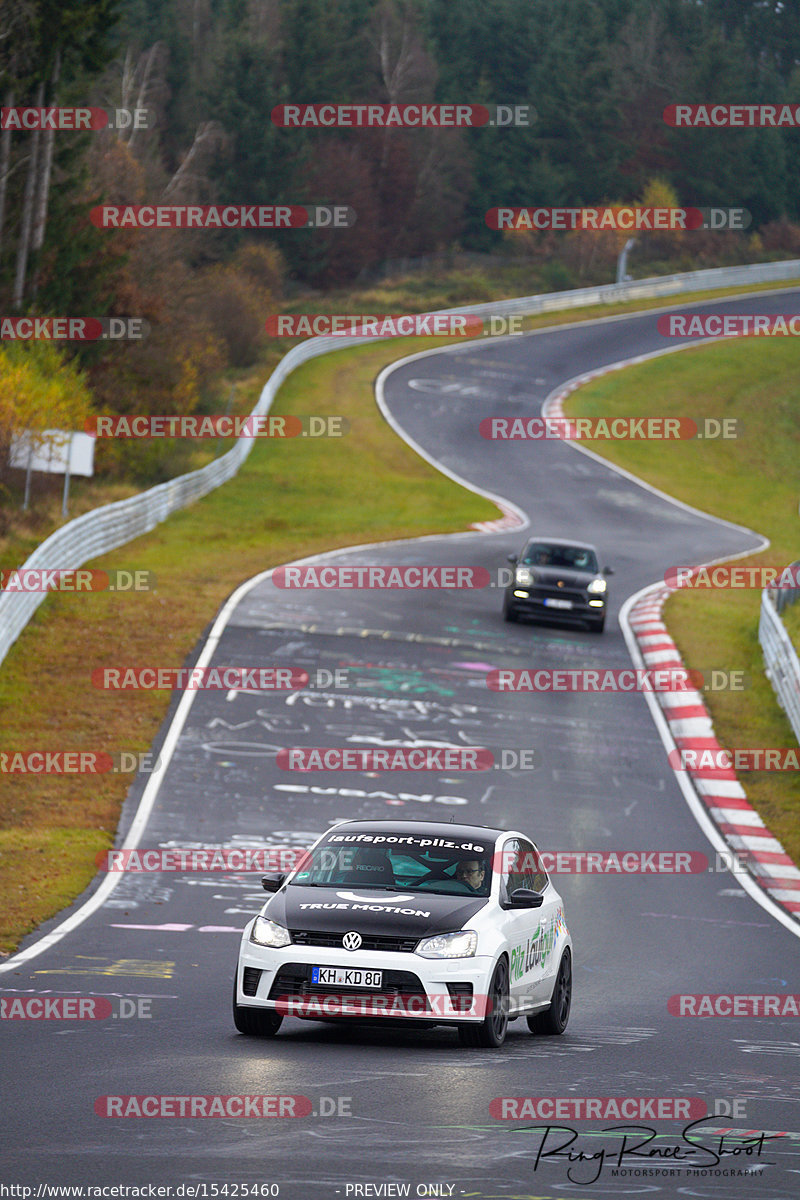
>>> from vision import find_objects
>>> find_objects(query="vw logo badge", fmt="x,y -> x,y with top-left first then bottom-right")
342,931 -> 362,951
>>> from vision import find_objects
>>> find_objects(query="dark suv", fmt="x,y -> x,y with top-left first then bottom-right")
502,536 -> 613,632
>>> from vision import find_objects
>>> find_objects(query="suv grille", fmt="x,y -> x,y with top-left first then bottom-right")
535,585 -> 587,606
289,929 -> 419,953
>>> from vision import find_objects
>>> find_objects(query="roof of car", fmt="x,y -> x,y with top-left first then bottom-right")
523,534 -> 600,552
323,818 -> 515,843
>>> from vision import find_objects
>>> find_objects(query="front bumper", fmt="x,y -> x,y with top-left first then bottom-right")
236,934 -> 498,1025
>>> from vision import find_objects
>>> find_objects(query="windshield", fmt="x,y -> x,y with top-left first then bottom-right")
291,834 -> 494,896
521,542 -> 598,573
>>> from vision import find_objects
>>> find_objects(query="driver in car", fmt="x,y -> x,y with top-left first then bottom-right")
455,858 -> 487,892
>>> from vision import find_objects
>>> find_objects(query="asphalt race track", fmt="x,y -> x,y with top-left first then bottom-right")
2,292 -> 800,1200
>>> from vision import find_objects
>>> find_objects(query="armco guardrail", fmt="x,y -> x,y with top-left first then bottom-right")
760,568 -> 800,743
2,256 -> 800,669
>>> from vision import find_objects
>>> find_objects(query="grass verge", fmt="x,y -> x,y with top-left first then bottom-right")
0,337 -> 496,954
2,271 -> 798,566
562,336 -> 800,864
2,275 -> 800,951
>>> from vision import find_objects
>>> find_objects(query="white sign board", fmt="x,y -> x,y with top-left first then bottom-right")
9,429 -> 95,477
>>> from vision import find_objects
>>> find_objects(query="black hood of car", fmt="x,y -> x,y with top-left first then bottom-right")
264,885 -> 488,939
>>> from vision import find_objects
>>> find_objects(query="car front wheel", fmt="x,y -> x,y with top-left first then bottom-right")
459,958 -> 509,1048
527,948 -> 571,1035
232,979 -> 283,1037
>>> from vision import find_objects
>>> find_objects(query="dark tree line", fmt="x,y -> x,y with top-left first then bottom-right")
1,0 -> 800,477
3,0 -> 800,301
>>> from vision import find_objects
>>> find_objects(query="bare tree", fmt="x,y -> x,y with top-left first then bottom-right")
30,49 -> 60,265
13,77 -> 43,308
161,120 -> 226,202
117,41 -> 168,154
0,85 -> 14,259
368,0 -> 438,170
0,0 -> 37,260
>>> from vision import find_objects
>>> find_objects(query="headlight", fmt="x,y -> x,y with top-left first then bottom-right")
249,916 -> 292,948
515,567 -> 534,586
415,930 -> 478,959
587,578 -> 607,594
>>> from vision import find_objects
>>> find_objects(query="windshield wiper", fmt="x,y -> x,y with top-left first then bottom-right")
290,882 -> 411,891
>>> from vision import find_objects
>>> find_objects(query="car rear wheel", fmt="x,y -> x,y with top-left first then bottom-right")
502,595 -> 518,623
458,958 -> 509,1048
527,948 -> 571,1035
232,979 -> 283,1036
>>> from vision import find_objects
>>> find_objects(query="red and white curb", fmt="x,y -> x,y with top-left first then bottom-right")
629,587 -> 800,918
471,502 -> 525,533
544,357 -> 800,922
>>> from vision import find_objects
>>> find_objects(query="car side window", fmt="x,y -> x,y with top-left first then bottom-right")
498,837 -> 519,905
516,838 -> 548,893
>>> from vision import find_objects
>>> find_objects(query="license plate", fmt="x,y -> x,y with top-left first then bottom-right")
311,966 -> 383,987
544,597 -> 573,609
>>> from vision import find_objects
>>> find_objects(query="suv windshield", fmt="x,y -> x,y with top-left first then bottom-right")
291,836 -> 493,896
521,542 -> 598,573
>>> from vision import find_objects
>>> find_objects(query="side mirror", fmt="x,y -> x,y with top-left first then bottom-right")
603,566 -> 614,576
508,887 -> 545,908
507,554 -> 518,564
261,872 -> 286,893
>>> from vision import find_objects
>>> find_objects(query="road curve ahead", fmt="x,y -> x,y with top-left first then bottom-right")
2,293 -> 799,1200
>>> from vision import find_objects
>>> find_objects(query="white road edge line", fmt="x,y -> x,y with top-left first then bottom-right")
620,587 -> 800,939
0,429 -> 524,974
540,343 -> 799,938
2,297 -> 797,972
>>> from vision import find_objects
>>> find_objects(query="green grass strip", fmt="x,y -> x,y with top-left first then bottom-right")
563,336 -> 800,864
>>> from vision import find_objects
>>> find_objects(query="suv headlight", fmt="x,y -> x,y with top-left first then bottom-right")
249,916 -> 292,948
415,930 -> 478,959
515,567 -> 534,586
587,578 -> 607,594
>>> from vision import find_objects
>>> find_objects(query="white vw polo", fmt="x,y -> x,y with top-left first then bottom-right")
233,819 -> 572,1047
